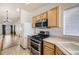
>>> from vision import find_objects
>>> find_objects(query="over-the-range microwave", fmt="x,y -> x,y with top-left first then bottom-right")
35,19 -> 48,28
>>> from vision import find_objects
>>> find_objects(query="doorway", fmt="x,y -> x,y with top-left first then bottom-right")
2,25 -> 6,36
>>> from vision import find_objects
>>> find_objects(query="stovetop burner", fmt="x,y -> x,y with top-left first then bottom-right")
32,34 -> 49,41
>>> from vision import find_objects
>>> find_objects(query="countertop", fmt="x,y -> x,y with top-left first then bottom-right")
43,37 -> 79,55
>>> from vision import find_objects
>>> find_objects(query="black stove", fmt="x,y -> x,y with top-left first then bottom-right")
32,31 -> 49,40
30,31 -> 49,55
32,35 -> 48,41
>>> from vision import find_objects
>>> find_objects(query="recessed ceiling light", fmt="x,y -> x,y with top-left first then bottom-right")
16,8 -> 20,12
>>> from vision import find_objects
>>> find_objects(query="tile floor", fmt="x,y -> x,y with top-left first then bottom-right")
1,45 -> 30,55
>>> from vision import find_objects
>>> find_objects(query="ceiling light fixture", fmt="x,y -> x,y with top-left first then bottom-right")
4,10 -> 9,23
16,8 -> 20,12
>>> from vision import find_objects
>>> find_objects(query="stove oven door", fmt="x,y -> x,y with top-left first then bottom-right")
31,47 -> 40,55
31,39 -> 41,55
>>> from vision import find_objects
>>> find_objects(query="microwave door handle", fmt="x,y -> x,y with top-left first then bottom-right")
41,21 -> 43,28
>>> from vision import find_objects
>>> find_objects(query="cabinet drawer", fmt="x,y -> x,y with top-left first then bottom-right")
43,46 -> 54,55
43,41 -> 54,49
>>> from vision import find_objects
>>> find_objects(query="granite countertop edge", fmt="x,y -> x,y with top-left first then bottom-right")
43,37 -> 79,55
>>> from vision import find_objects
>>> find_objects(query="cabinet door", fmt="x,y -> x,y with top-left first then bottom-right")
56,46 -> 65,55
37,15 -> 41,20
41,12 -> 47,19
32,16 -> 36,28
43,41 -> 54,49
43,45 -> 54,55
48,7 -> 57,27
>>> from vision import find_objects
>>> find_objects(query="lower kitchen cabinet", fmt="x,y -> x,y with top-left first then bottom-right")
55,46 -> 65,55
43,41 -> 65,55
43,41 -> 55,55
43,45 -> 54,55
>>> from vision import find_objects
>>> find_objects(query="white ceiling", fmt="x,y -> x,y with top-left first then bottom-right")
24,3 -> 79,11
0,3 -> 79,24
0,3 -> 21,24
0,3 -> 48,24
23,3 -> 49,11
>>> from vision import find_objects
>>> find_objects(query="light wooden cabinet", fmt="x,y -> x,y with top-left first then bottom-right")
36,12 -> 47,20
43,46 -> 54,55
37,15 -> 41,20
32,16 -> 37,28
41,12 -> 47,19
43,41 -> 55,55
32,6 -> 62,28
55,46 -> 65,55
48,6 -> 62,27
32,12 -> 47,28
48,7 -> 57,27
43,41 -> 65,55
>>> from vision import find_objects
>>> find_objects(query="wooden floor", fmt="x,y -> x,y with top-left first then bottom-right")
1,45 -> 30,55
0,35 -> 30,55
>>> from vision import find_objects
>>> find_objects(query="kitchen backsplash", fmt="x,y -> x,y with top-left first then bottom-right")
35,27 -> 63,37
35,27 -> 79,42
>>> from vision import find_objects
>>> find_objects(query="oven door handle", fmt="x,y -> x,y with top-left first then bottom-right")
31,47 -> 41,55
31,41 -> 41,46
31,38 -> 41,43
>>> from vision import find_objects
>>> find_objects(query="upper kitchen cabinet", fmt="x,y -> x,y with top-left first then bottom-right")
36,12 -> 47,20
36,15 -> 41,20
41,12 -> 48,19
32,16 -> 37,28
48,6 -> 62,27
32,12 -> 48,28
32,6 -> 63,28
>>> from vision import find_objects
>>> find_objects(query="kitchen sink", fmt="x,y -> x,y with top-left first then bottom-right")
58,42 -> 79,55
